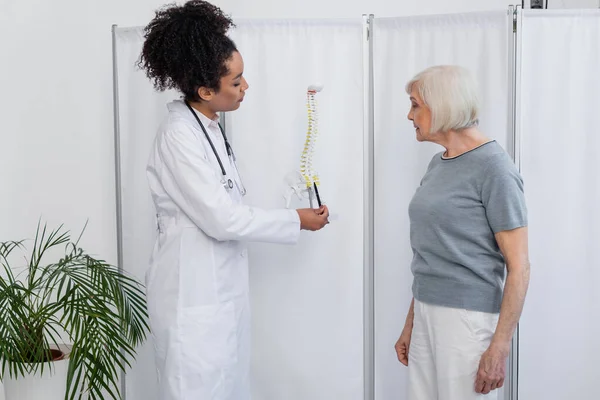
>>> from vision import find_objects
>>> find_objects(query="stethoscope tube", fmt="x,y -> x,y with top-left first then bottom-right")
184,100 -> 246,195
184,100 -> 231,177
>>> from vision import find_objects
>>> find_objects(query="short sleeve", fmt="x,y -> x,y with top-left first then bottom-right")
481,155 -> 528,233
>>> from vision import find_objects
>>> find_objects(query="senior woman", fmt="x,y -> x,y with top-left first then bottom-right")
394,65 -> 530,400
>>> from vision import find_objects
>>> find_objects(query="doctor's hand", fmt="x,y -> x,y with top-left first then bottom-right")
297,206 -> 329,231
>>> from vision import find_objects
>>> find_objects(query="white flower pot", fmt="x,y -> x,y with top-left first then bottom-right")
3,350 -> 69,400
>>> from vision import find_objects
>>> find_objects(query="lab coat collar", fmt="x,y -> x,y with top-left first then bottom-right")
167,99 -> 220,129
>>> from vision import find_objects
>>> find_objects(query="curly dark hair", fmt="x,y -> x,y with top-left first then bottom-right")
138,0 -> 237,101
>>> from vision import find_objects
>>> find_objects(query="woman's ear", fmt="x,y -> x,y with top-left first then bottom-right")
197,87 -> 214,102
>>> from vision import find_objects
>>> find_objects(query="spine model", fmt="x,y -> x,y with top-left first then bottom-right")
300,84 -> 323,207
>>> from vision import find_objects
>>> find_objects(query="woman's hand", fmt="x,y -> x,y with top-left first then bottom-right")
297,206 -> 329,231
475,342 -> 509,394
395,298 -> 415,366
394,325 -> 413,366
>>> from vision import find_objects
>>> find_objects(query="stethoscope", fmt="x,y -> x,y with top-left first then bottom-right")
185,100 -> 246,196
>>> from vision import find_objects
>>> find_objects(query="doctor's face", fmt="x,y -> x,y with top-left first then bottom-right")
200,51 -> 249,112
407,86 -> 432,142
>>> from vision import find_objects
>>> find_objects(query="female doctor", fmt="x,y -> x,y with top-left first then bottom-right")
138,1 -> 330,399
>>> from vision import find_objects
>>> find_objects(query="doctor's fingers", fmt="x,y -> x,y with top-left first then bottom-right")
317,205 -> 329,218
311,210 -> 328,229
317,207 -> 330,226
297,208 -> 328,230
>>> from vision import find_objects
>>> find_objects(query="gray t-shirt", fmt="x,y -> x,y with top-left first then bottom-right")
408,140 -> 527,314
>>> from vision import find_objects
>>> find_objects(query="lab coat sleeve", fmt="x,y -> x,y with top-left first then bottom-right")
156,125 -> 301,244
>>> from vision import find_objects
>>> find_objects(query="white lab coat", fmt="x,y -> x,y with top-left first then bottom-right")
145,100 -> 301,400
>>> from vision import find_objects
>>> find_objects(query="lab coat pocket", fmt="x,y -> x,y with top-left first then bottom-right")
179,227 -> 219,307
179,302 -> 238,396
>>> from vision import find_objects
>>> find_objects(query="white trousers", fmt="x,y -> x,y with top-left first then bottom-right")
408,300 -> 500,400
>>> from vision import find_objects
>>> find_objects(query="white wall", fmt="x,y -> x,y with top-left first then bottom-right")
0,0 -> 171,260
544,0 -> 599,7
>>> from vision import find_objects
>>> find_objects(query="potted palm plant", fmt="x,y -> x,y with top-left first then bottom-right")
0,222 -> 150,400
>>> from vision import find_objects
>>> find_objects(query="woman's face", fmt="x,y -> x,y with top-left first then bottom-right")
407,86 -> 432,142
199,51 -> 249,112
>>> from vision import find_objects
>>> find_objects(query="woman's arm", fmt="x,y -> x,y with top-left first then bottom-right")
475,226 -> 530,394
492,226 -> 530,349
395,298 -> 415,366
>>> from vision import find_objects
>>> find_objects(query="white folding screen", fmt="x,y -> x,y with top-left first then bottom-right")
227,19 -> 366,400
516,10 -> 600,400
113,20 -> 366,400
112,9 -> 600,400
372,11 -> 512,400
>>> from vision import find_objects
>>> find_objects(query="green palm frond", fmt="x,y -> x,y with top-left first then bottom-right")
0,223 -> 150,400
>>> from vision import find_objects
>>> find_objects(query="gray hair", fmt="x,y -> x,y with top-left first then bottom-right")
405,65 -> 480,133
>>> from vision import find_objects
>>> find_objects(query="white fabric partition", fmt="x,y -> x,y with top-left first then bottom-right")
113,20 -> 366,400
517,10 -> 600,400
228,20 -> 365,400
114,10 -> 600,400
372,11 -> 511,400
